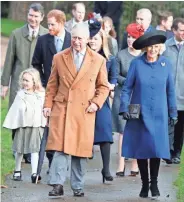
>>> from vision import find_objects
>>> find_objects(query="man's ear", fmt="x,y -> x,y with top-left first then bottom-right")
41,15 -> 44,22
72,9 -> 75,17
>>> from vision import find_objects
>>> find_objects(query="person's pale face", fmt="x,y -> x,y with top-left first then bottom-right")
127,34 -> 137,48
71,30 -> 88,52
73,5 -> 85,22
162,16 -> 173,31
47,17 -> 64,36
136,12 -> 151,30
27,8 -> 43,29
89,33 -> 102,52
146,44 -> 161,61
104,21 -> 111,35
22,73 -> 34,91
173,22 -> 184,41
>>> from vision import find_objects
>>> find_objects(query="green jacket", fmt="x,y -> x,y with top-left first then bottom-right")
1,24 -> 48,107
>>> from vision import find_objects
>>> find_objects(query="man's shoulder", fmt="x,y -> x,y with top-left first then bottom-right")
38,33 -> 51,40
88,48 -> 105,62
39,25 -> 48,33
11,24 -> 27,35
165,37 -> 175,47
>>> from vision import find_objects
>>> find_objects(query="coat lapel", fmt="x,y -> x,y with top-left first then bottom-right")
72,47 -> 93,87
48,35 -> 57,55
63,48 -> 77,79
22,24 -> 32,42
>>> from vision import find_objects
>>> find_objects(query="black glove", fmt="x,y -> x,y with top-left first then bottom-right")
122,112 -> 131,120
169,117 -> 178,126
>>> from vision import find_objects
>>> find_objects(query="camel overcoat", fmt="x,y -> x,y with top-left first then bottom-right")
44,47 -> 109,157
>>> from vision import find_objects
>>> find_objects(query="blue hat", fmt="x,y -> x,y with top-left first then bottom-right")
88,18 -> 101,38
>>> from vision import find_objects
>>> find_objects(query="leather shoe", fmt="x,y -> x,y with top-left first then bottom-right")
49,184 -> 64,196
73,189 -> 84,197
172,157 -> 180,164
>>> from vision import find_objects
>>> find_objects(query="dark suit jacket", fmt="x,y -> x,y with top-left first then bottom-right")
121,25 -> 156,50
94,1 -> 123,24
32,31 -> 71,87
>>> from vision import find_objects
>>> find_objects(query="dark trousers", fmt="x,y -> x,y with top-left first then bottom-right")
173,111 -> 184,158
46,150 -> 55,168
137,158 -> 160,184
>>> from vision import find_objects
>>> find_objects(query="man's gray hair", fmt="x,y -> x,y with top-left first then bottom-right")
137,8 -> 152,21
28,3 -> 44,16
71,23 -> 90,38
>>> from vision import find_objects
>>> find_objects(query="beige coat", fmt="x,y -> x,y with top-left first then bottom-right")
3,90 -> 47,129
44,47 -> 109,157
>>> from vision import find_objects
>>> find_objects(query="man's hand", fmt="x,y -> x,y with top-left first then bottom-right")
86,102 -> 98,113
1,86 -> 9,99
43,108 -> 51,118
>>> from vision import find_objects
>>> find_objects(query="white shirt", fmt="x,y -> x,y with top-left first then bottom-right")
174,37 -> 184,46
54,30 -> 66,51
72,48 -> 86,71
28,25 -> 39,38
54,30 -> 66,44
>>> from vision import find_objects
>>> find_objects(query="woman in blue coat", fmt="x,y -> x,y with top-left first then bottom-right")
88,19 -> 117,183
119,31 -> 177,199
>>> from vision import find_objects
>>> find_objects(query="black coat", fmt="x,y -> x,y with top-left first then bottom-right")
94,1 -> 123,25
32,31 -> 71,87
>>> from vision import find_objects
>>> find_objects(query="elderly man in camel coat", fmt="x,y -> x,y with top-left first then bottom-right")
43,23 -> 109,197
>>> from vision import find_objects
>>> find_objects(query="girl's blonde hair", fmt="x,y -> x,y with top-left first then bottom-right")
98,29 -> 112,60
19,68 -> 44,91
102,16 -> 117,39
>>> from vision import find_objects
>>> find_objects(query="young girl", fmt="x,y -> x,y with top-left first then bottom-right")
3,68 -> 47,183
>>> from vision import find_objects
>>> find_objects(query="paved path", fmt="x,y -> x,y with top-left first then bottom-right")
1,134 -> 179,202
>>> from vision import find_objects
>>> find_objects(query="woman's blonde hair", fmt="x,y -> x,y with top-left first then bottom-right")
102,16 -> 117,39
141,43 -> 166,55
19,68 -> 44,91
97,29 -> 112,60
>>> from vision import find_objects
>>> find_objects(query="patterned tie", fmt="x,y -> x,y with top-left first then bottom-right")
56,38 -> 63,53
75,52 -> 81,72
32,30 -> 35,40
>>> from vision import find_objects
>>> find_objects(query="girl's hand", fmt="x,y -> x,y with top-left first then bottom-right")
43,108 -> 51,118
108,83 -> 115,91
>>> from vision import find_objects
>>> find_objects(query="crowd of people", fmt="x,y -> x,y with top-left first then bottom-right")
1,2 -> 184,200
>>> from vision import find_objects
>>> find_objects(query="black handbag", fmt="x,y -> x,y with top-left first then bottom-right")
128,104 -> 141,119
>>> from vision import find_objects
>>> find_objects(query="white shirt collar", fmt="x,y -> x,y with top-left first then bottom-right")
28,24 -> 39,37
55,30 -> 66,42
174,37 -> 184,45
73,47 -> 86,57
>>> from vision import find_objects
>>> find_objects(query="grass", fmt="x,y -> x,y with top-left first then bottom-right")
0,98 -> 14,185
1,18 -> 25,37
175,149 -> 184,202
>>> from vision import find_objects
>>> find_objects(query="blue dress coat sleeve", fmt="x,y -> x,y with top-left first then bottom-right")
119,59 -> 136,113
166,63 -> 177,118
108,56 -> 118,84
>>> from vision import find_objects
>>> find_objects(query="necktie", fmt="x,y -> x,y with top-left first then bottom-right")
75,52 -> 81,72
177,43 -> 182,51
32,30 -> 35,40
56,38 -> 63,53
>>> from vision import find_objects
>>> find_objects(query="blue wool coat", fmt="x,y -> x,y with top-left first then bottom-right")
119,54 -> 177,159
94,56 -> 117,144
